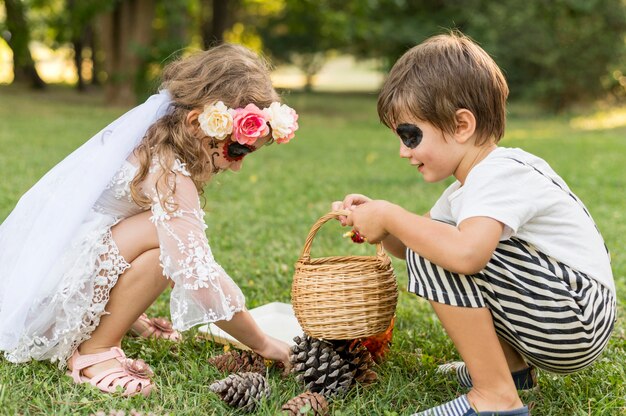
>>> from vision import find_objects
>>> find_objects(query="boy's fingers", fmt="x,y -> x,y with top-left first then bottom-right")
343,196 -> 357,207
331,200 -> 347,224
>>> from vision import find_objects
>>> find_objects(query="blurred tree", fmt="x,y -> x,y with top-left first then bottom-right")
201,0 -> 233,47
134,0 -> 195,101
97,0 -> 156,105
30,0 -> 113,91
3,0 -> 46,88
344,0 -> 626,110
464,0 -> 626,111
346,0 -> 468,69
259,0 -> 350,91
63,0 -> 111,91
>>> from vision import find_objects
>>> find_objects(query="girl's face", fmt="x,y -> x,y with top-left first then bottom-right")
211,135 -> 272,173
395,118 -> 466,183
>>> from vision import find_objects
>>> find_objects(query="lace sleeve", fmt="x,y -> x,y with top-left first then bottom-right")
142,161 -> 245,330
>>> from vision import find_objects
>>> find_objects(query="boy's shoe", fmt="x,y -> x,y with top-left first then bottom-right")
412,395 -> 530,416
437,361 -> 537,390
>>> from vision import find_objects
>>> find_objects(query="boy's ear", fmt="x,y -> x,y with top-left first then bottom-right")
453,109 -> 476,144
185,109 -> 203,136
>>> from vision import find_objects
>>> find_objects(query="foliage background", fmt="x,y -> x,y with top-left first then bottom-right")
2,0 -> 626,108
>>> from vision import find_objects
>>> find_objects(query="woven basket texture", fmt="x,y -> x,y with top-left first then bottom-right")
292,211 -> 398,340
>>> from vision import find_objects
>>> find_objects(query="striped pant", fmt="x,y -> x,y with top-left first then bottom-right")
406,238 -> 616,373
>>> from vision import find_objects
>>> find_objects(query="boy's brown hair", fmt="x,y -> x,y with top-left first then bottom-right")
377,31 -> 509,145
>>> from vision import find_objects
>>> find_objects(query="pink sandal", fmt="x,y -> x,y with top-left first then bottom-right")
129,313 -> 182,342
67,346 -> 154,397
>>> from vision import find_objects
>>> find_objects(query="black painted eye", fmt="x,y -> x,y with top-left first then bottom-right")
396,123 -> 423,149
226,142 -> 254,159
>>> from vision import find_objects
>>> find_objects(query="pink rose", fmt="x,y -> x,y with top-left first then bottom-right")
231,104 -> 270,145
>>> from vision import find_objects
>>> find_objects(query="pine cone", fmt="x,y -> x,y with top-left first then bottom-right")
331,340 -> 378,385
209,372 -> 271,412
290,335 -> 354,398
208,350 -> 267,374
281,391 -> 329,415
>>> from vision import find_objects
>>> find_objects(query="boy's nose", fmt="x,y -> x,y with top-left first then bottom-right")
399,142 -> 412,158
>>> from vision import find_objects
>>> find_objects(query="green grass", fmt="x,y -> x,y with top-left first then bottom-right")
0,85 -> 624,415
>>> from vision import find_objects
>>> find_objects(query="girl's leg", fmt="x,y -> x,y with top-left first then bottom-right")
72,210 -> 290,375
430,302 -> 524,412
215,312 -> 290,365
71,211 -> 166,377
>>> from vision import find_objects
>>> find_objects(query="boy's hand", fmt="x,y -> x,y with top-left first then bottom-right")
346,200 -> 391,244
331,194 -> 372,226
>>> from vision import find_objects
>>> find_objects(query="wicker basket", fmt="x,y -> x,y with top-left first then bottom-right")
291,211 -> 398,340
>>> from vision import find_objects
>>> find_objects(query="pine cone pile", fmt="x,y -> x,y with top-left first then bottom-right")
208,350 -> 267,374
330,340 -> 378,385
289,335 -> 355,398
209,372 -> 271,412
281,391 -> 329,415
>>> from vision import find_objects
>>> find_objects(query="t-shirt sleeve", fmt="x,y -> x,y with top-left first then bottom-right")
429,182 -> 460,225
456,159 -> 539,240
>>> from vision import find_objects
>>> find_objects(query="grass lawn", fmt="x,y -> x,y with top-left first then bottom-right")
0,85 -> 624,415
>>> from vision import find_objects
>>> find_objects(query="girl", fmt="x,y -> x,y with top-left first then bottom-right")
0,43 -> 299,397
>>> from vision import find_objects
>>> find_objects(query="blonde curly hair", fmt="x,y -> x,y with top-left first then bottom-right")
130,43 -> 279,209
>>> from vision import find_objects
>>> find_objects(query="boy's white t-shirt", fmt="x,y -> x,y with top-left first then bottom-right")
430,147 -> 615,294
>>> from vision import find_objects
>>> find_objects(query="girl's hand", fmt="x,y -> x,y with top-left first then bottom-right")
331,193 -> 372,226
253,335 -> 291,372
346,200 -> 391,243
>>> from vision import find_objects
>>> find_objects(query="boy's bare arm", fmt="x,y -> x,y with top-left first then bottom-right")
379,211 -> 430,259
350,202 -> 503,275
380,234 -> 407,259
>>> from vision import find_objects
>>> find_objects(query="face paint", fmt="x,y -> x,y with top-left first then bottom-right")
223,141 -> 256,162
396,123 -> 423,149
209,150 -> 221,174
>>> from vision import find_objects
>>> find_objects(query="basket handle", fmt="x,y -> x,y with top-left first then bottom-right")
298,210 -> 390,266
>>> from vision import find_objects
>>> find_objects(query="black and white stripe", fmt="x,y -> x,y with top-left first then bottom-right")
407,238 -> 616,373
411,394 -> 530,415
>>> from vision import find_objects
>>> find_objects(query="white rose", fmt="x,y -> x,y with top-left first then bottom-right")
198,101 -> 233,140
264,102 -> 299,143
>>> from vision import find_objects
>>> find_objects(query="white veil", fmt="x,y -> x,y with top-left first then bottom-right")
0,90 -> 172,350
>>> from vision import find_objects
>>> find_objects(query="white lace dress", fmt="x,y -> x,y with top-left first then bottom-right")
4,159 -> 245,368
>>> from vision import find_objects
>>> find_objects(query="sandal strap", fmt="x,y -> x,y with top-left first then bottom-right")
72,347 -> 126,371
91,367 -> 152,397
90,367 -> 126,387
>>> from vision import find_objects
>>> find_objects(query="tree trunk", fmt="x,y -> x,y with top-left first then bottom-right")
72,36 -> 85,91
296,53 -> 326,92
164,0 -> 188,50
86,25 -> 101,86
98,0 -> 155,105
67,0 -> 87,91
202,0 -> 229,48
4,0 -> 46,89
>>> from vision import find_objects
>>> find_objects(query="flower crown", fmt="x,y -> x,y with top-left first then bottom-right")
198,101 -> 299,146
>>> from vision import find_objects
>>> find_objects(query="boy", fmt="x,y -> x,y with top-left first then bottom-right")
332,32 -> 615,415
